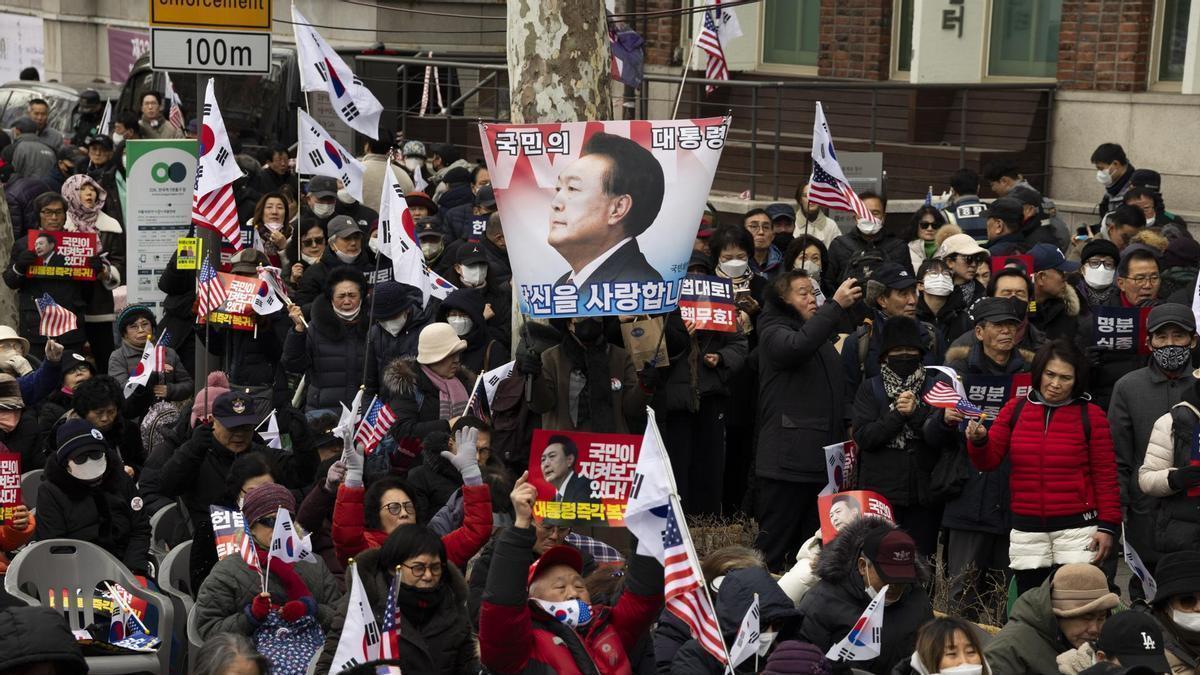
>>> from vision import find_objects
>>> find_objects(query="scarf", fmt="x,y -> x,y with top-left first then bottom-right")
254,545 -> 313,600
394,580 -> 447,629
879,363 -> 925,450
1082,283 -> 1117,308
62,174 -> 106,233
420,365 -> 468,419
561,335 -> 617,431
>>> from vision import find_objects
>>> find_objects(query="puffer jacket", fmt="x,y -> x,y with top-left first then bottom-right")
294,247 -> 382,312
318,547 -> 479,674
362,283 -> 435,401
107,339 -> 193,401
479,525 -> 664,675
66,211 -> 125,323
382,356 -> 476,442
466,532 -> 599,630
1031,284 -> 1082,342
795,517 -> 933,673
3,233 -> 87,351
0,605 -> 87,674
282,294 -> 369,412
406,434 -> 465,524
1139,398 -> 1200,554
984,575 -> 1071,675
968,391 -> 1121,535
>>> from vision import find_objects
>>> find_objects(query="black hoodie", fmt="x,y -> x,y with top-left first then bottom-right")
437,288 -> 500,373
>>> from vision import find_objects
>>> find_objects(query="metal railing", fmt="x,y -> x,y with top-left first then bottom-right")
357,54 -> 1056,202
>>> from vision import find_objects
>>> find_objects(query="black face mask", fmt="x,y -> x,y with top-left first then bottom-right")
886,355 -> 922,379
572,318 -> 603,344
773,232 -> 794,252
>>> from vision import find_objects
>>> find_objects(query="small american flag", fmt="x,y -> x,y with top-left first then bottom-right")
36,293 -> 76,337
354,396 -> 396,455
922,381 -> 984,419
696,8 -> 728,94
164,73 -> 185,130
196,257 -> 228,319
808,102 -> 878,224
379,571 -> 401,659
663,501 -> 726,664
193,183 -> 242,251
239,512 -> 260,572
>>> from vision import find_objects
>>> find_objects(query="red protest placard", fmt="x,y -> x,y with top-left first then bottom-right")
200,272 -> 260,331
528,429 -> 642,527
0,452 -> 20,525
26,230 -> 99,281
816,490 -> 893,545
679,274 -> 737,332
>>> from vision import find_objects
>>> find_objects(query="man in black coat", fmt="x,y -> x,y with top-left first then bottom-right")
983,197 -> 1030,256
753,268 -> 861,571
824,191 -> 910,285
295,215 -> 382,311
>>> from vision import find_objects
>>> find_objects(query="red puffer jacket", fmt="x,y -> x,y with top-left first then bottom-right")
968,394 -> 1121,532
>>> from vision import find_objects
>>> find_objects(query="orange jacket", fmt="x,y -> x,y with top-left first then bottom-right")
0,512 -> 36,575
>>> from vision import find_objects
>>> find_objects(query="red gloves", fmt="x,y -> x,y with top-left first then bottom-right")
281,597 -> 316,623
249,594 -> 273,622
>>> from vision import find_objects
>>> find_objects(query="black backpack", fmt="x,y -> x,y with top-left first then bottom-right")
841,246 -> 887,286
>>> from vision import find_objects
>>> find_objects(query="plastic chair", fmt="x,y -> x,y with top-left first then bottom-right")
186,604 -> 205,673
158,540 -> 193,673
148,502 -> 178,563
4,539 -> 174,675
19,468 -> 43,509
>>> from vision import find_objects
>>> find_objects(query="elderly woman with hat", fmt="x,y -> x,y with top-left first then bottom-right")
383,322 -> 474,443
35,350 -> 93,449
62,172 -> 124,365
283,266 -> 370,415
34,418 -> 150,574
193,482 -> 342,647
108,304 -> 192,403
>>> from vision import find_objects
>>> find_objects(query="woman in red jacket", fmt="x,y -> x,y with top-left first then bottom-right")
965,339 -> 1121,595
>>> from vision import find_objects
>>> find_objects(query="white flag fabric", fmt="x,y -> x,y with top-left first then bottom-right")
97,101 -> 112,136
826,585 -> 888,662
821,442 -> 848,497
412,164 -> 428,193
378,165 -> 455,306
1123,528 -> 1158,602
195,79 -> 242,196
812,103 -> 851,187
624,410 -> 675,560
924,365 -> 968,399
292,7 -> 382,138
1191,274 -> 1200,344
728,593 -> 760,669
164,72 -> 185,129
481,360 -> 516,407
122,339 -> 156,398
297,109 -> 366,203
267,507 -> 316,564
251,267 -> 286,315
261,411 -> 282,450
331,563 -> 382,670
706,0 -> 743,41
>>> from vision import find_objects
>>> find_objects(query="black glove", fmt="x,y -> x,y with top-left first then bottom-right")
1167,465 -> 1200,491
516,347 -> 541,377
637,361 -> 660,390
90,255 -> 105,272
14,249 -> 37,272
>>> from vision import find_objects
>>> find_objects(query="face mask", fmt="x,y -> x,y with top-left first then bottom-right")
923,274 -> 954,297
301,252 -> 321,265
572,318 -> 603,344
1146,216 -> 1156,227
857,218 -> 882,236
111,132 -> 124,145
368,235 -> 379,255
461,264 -> 487,287
404,157 -> 424,174
68,455 -> 107,482
886,355 -> 922,379
756,631 -> 778,657
1083,265 -> 1115,289
337,188 -> 355,205
311,202 -> 335,218
1174,609 -> 1200,632
447,316 -> 473,336
533,598 -> 592,628
1153,345 -> 1192,372
264,221 -> 283,233
380,314 -> 407,336
797,259 -> 821,276
719,259 -> 749,278
1096,168 -> 1113,186
937,666 -> 983,675
864,585 -> 879,600
335,249 -> 358,264
421,242 -> 443,260
334,305 -> 361,321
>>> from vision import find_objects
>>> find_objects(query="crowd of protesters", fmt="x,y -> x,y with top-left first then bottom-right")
1,87 -> 1199,675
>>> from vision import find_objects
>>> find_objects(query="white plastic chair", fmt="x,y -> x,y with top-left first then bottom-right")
4,539 -> 174,675
187,604 -> 205,673
19,468 -> 42,509
157,539 -> 193,673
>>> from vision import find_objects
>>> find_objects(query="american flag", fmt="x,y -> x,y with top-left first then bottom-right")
808,102 -> 878,224
696,8 -> 728,94
152,329 -> 171,373
193,183 -> 242,251
662,501 -> 726,664
35,293 -> 76,337
239,511 -> 260,572
164,73 -> 185,130
922,381 -> 984,419
380,571 -> 401,659
354,396 -> 397,455
197,257 -> 228,319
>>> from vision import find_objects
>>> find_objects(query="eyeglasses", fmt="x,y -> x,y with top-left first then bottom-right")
400,561 -> 443,577
535,521 -> 571,536
256,516 -> 276,529
70,449 -> 104,464
40,208 -> 65,217
301,237 -> 325,247
951,253 -> 987,265
744,222 -> 771,232
918,220 -> 939,230
1123,274 -> 1160,286
381,501 -> 416,517
1085,259 -> 1115,270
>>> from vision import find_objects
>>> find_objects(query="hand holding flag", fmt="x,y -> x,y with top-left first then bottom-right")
826,585 -> 888,662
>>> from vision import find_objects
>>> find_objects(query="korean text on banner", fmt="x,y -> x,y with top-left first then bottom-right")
1091,306 -> 1152,355
25,230 -> 99,281
0,452 -> 19,524
479,117 -> 729,318
201,272 -> 262,331
817,490 -> 894,545
210,505 -> 249,562
528,428 -> 643,527
679,274 -> 737,332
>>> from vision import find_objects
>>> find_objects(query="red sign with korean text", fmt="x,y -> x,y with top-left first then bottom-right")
817,490 -> 893,545
0,452 -> 20,525
26,230 -> 99,281
528,429 -> 642,527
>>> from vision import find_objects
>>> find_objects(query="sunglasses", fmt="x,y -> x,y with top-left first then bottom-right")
301,237 -> 325,247
918,221 -> 939,230
70,449 -> 104,464
1176,593 -> 1200,611
382,501 -> 416,517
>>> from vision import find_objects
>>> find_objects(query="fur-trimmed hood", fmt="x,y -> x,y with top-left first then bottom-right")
813,516 -> 932,586
1060,283 -> 1081,317
382,356 -> 476,398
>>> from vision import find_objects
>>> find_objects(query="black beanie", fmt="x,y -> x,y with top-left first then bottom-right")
878,316 -> 925,359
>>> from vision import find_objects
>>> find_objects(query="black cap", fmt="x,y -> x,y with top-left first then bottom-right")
1030,243 -> 1080,273
1094,611 -> 1171,673
212,390 -> 259,428
456,244 -> 487,265
984,197 -> 1025,225
970,297 -> 1021,326
1081,239 -> 1120,265
879,316 -> 926,357
1009,184 -> 1043,208
442,166 -> 471,185
474,184 -> 496,209
765,203 -> 796,222
416,217 -> 445,241
1146,303 -> 1196,333
1130,168 -> 1163,192
60,350 -> 95,375
55,418 -> 108,465
79,89 -> 100,103
58,146 -> 87,163
1152,551 -> 1200,602
871,262 -> 919,290
86,134 -> 114,150
308,175 -> 337,199
860,527 -> 919,583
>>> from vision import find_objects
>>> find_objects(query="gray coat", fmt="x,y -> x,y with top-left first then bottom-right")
107,339 -> 193,402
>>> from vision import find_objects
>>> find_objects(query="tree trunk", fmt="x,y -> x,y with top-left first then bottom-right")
506,0 -> 612,124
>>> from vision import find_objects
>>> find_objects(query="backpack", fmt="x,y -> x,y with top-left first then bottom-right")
489,373 -> 540,475
1006,396 -> 1091,440
841,246 -> 887,286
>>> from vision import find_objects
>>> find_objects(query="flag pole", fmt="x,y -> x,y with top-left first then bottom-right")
359,163 -> 391,391
461,370 -> 484,418
672,35 -> 700,120
254,408 -> 276,431
103,581 -> 151,635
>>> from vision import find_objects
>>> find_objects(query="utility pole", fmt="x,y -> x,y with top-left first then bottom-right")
506,0 -> 612,124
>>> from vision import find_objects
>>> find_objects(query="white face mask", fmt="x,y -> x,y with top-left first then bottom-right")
111,132 -> 124,145
311,202 -> 335,218
857,218 -> 883,236
368,235 -> 379,255
797,259 -> 821,276
420,242 -> 443,260
1096,168 -> 1113,186
68,455 -> 107,482
380,314 -> 407,336
923,274 -> 954,297
1083,265 -> 1115,289
404,157 -> 424,174
334,305 -> 361,321
719,259 -> 749,278
335,249 -> 358,264
461,264 -> 487,287
337,189 -> 355,205
864,585 -> 879,600
937,665 -> 983,675
756,630 -> 778,657
264,221 -> 283,233
1174,609 -> 1200,632
447,316 -> 473,336
301,252 -> 321,265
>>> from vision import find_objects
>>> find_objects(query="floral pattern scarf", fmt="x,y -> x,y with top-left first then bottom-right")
62,174 -> 106,233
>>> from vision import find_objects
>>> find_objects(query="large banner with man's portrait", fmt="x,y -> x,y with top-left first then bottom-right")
479,117 -> 729,318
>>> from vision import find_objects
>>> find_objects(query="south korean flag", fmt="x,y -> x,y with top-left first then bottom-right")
297,109 -> 365,203
292,6 -> 383,138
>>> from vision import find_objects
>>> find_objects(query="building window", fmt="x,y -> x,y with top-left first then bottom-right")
896,0 -> 914,72
761,0 -> 820,67
1159,0 -> 1191,82
987,0 -> 1063,77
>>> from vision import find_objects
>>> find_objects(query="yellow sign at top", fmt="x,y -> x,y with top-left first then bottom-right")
149,0 -> 272,31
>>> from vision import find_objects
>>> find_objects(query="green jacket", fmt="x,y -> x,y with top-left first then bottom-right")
193,552 -> 343,640
985,578 -> 1071,675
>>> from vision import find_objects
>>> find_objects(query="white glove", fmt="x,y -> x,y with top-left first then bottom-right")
343,442 -> 364,488
0,353 -> 32,376
442,426 -> 482,486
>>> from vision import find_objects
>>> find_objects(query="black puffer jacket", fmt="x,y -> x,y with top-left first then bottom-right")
2,234 -> 87,351
362,283 -> 435,400
383,356 -> 476,443
318,547 -> 479,674
200,309 -> 290,392
0,605 -> 87,674
406,432 -> 463,525
35,445 -> 151,574
294,248 -> 381,311
795,518 -> 933,673
4,408 -> 45,471
282,294 -> 369,412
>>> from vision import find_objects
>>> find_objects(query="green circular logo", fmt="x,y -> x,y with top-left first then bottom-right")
151,162 -> 187,183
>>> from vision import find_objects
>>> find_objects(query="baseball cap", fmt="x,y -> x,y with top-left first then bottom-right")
1130,168 -> 1163,192
55,419 -> 108,465
79,89 -> 100,103
1029,243 -> 1080,273
936,233 -> 987,258
527,544 -> 583,586
765,203 -> 796,222
456,244 -> 487,265
1146,303 -> 1196,334
474,184 -> 497,209
212,390 -> 259,428
860,527 -> 919,584
970,297 -> 1022,326
1094,611 -> 1171,673
326,215 -> 361,242
442,166 -> 471,185
307,175 -> 338,199
1009,184 -> 1043,209
871,262 -> 919,290
983,197 -> 1025,225
86,134 -> 114,150
416,218 -> 445,241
